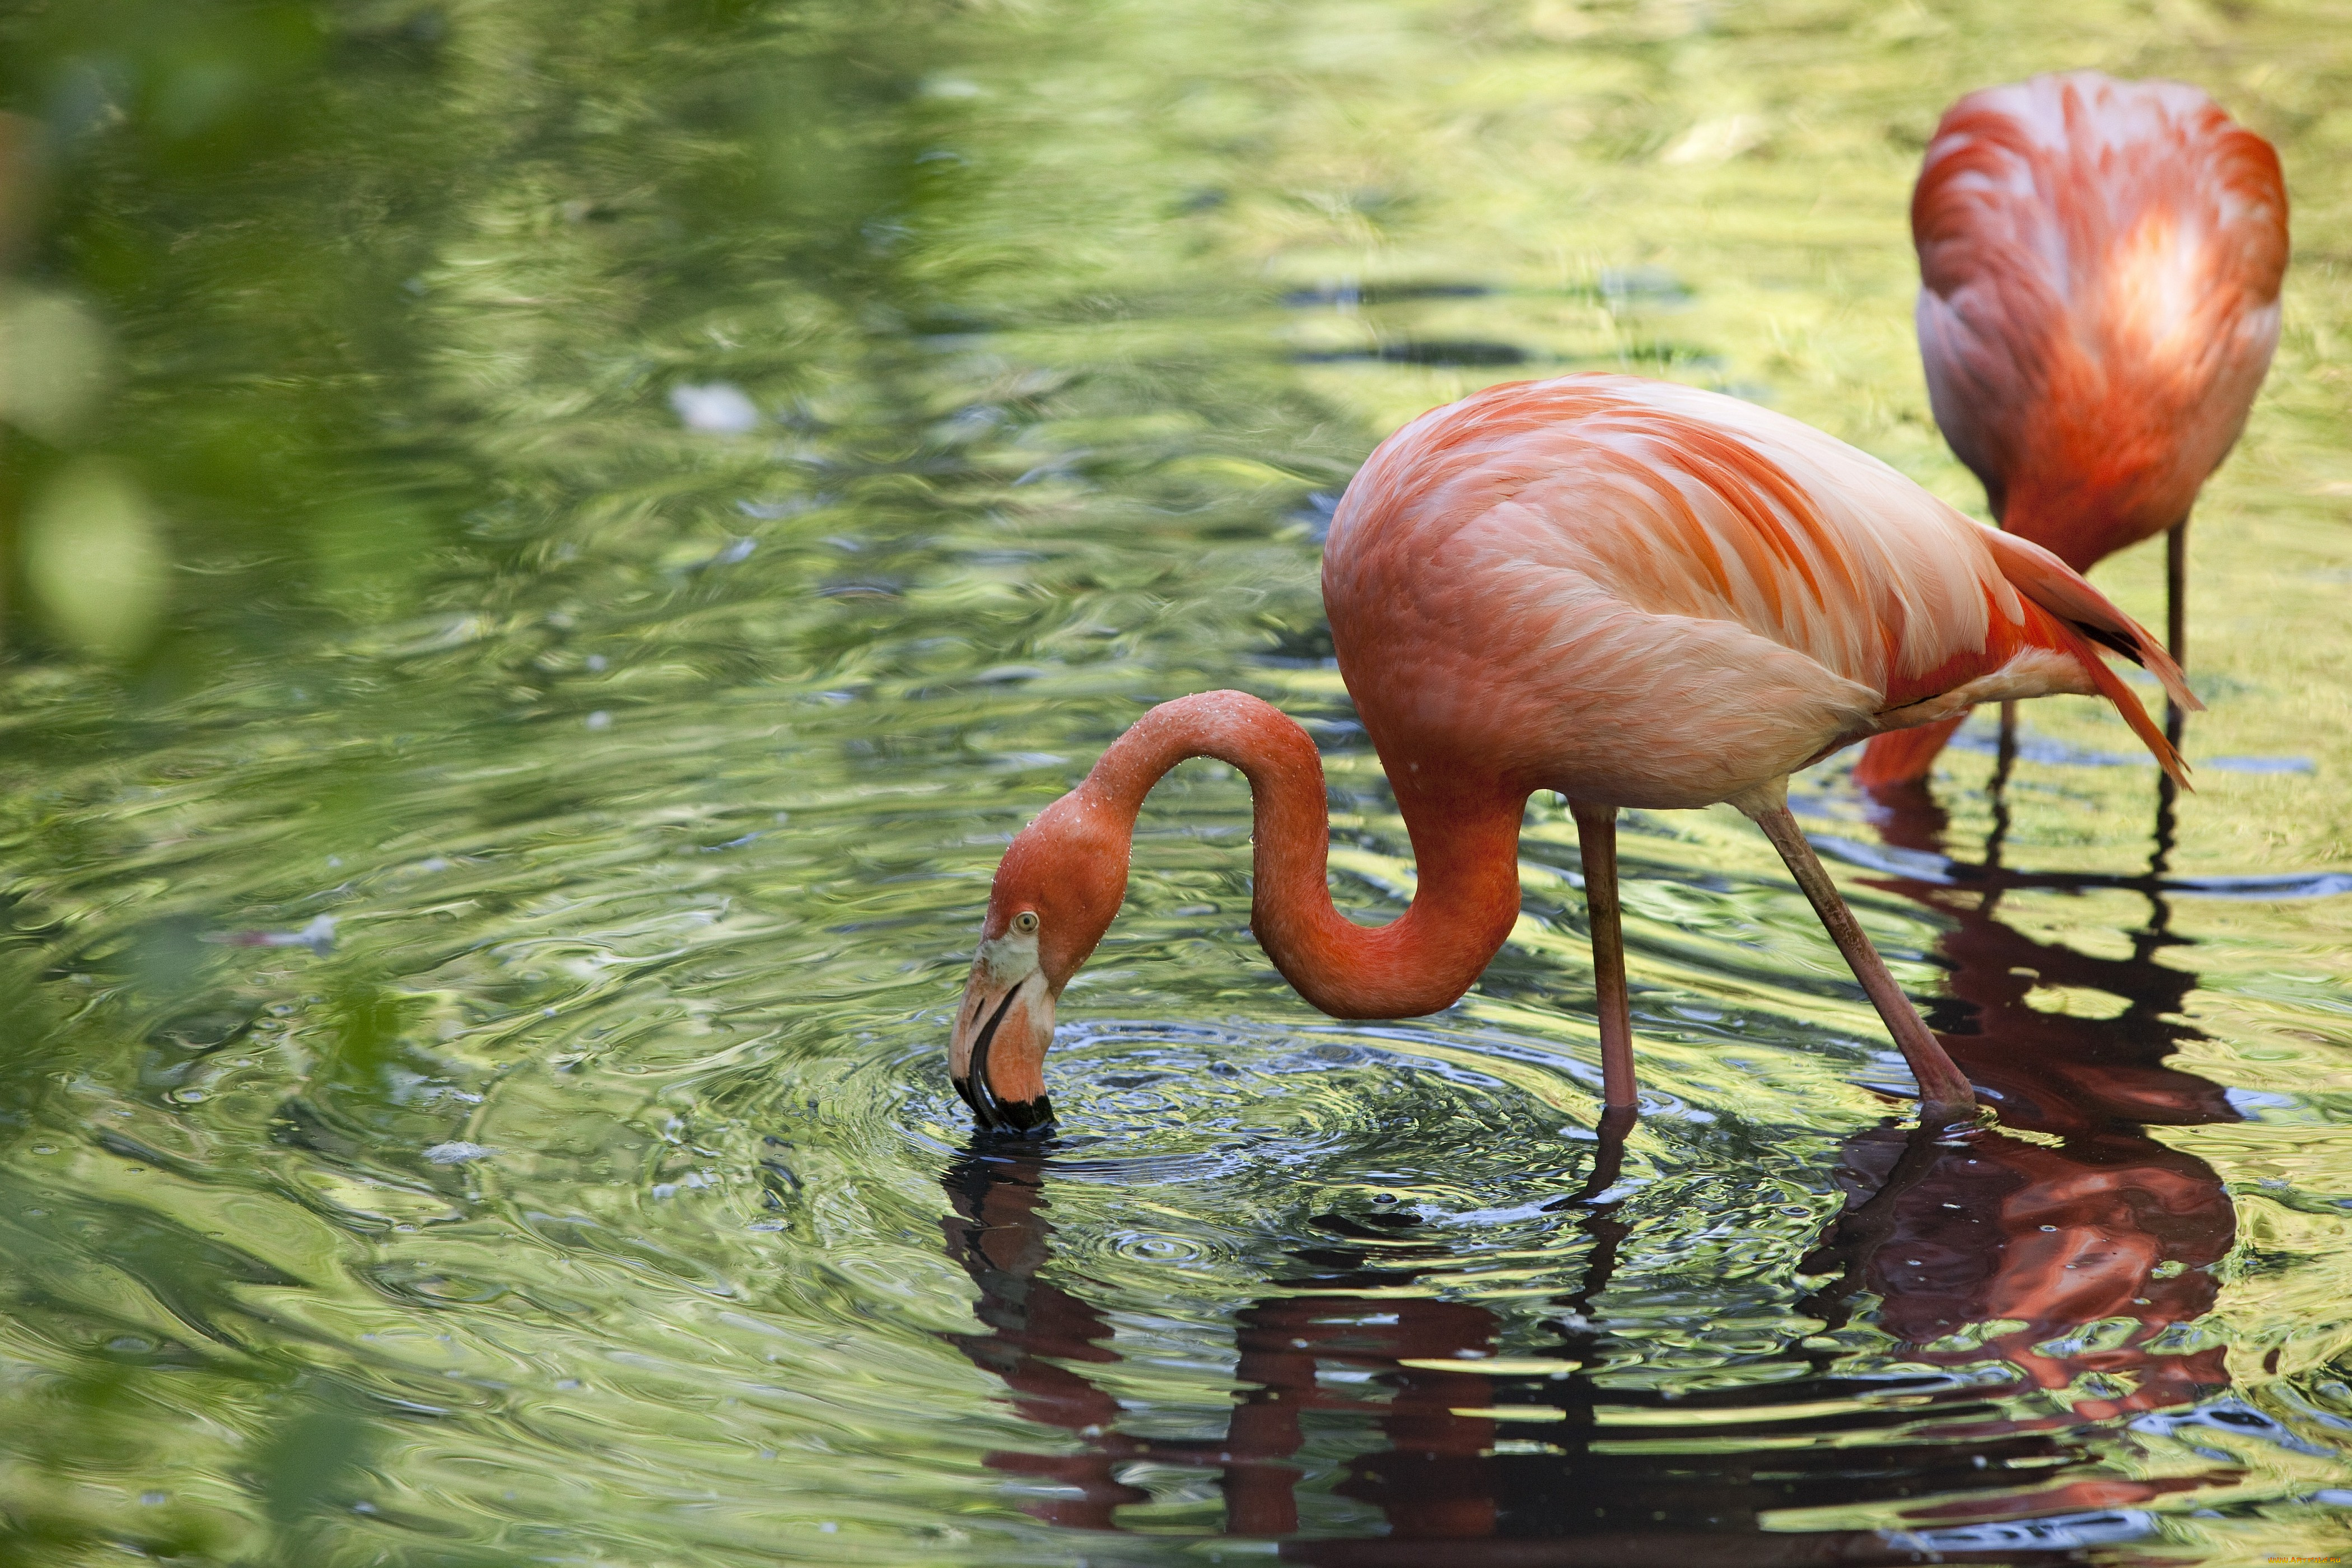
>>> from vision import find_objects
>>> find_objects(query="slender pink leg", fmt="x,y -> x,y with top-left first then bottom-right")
1747,800 -> 1977,1127
1571,801 -> 1637,1111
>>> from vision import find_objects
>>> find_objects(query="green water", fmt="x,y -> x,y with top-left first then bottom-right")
3,1 -> 2351,1563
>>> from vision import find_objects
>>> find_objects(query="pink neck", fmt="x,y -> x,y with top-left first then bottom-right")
1074,691 -> 1527,1019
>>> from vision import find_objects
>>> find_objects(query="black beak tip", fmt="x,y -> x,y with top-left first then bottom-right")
993,1094 -> 1055,1136
952,1077 -> 1056,1139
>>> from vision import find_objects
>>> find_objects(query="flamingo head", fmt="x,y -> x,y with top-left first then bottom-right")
949,788 -> 1130,1135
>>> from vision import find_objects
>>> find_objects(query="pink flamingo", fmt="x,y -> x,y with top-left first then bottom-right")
949,374 -> 2194,1132
1857,72 -> 2286,788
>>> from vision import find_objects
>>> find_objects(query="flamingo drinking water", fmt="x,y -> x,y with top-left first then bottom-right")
1857,72 -> 2287,788
949,375 -> 2195,1133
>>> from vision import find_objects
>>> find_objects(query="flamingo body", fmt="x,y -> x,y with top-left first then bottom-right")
1862,72 -> 2286,787
1914,73 -> 2286,567
1325,375 -> 2186,811
948,375 -> 2192,1134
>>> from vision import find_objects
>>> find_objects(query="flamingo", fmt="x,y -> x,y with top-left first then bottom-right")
1856,71 -> 2287,789
949,374 -> 2195,1134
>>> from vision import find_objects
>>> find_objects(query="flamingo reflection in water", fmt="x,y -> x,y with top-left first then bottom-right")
937,787 -> 2250,1559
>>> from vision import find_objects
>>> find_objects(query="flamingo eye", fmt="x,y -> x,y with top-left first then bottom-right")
1012,911 -> 1039,935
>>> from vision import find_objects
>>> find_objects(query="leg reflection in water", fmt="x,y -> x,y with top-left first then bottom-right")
939,778 -> 2241,1556
939,1142 -> 1510,1538
1298,1139 -> 2230,1562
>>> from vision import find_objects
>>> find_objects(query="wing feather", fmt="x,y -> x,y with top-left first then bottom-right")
1323,374 -> 2185,804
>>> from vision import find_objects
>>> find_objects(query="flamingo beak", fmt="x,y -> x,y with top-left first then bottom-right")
949,963 -> 1056,1135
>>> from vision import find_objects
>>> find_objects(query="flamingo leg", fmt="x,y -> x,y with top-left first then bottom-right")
2166,516 -> 2188,671
1570,801 -> 1638,1111
2166,517 -> 2190,734
1546,1103 -> 1637,1209
1745,799 -> 1978,1127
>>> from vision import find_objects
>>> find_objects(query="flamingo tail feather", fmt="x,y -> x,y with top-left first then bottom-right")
1980,528 -> 2200,712
2038,610 -> 2192,788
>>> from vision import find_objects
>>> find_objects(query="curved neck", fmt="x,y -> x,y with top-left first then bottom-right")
1075,690 -> 1527,1019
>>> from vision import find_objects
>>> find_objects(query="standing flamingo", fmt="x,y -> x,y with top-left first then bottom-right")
949,374 -> 2195,1133
1857,72 -> 2287,788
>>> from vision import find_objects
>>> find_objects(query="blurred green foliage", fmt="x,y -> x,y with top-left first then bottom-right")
2,0 -> 448,679
0,0 -> 1038,687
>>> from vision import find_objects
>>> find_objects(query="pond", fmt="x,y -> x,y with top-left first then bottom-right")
3,1 -> 2351,1563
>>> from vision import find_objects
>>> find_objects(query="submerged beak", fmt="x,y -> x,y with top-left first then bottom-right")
949,962 -> 1056,1135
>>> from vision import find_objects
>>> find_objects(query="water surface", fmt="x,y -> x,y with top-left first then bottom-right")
3,1 -> 2352,1563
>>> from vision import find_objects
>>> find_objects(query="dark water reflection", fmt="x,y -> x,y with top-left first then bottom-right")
941,777 -> 2273,1562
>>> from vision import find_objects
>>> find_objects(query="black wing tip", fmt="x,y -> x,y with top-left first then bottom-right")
2072,618 -> 2144,666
